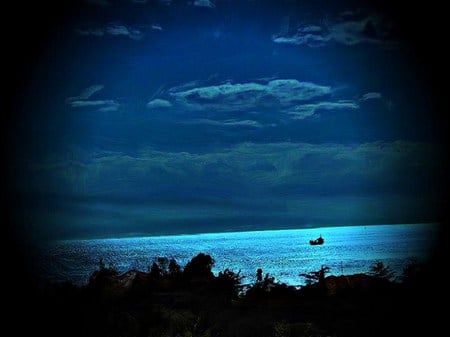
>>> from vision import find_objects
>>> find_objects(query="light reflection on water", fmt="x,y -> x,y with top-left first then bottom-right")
39,223 -> 439,286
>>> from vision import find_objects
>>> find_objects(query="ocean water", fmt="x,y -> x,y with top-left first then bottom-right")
39,223 -> 440,286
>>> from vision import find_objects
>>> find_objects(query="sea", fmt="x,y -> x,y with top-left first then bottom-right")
38,223 -> 440,286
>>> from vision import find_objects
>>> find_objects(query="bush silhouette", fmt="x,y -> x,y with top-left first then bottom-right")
216,268 -> 243,298
300,265 -> 330,286
149,262 -> 163,277
35,252 -> 437,337
401,259 -> 422,285
168,258 -> 182,275
183,253 -> 214,279
369,261 -> 395,281
157,257 -> 169,273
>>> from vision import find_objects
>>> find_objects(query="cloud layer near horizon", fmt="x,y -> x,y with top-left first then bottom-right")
23,141 -> 439,200
17,140 -> 441,238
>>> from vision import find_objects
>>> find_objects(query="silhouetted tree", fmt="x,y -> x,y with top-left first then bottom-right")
216,269 -> 243,298
148,257 -> 172,277
89,258 -> 118,285
369,261 -> 395,281
168,258 -> 182,275
401,259 -> 421,284
300,266 -> 330,286
95,258 -> 118,276
263,273 -> 276,290
183,253 -> 214,279
157,257 -> 169,274
149,262 -> 163,277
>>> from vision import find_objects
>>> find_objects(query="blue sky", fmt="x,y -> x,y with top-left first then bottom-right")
8,0 -> 446,240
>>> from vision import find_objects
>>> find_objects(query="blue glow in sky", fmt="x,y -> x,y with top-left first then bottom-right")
6,0 -> 446,240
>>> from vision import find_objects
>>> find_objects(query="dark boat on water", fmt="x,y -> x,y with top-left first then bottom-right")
309,235 -> 324,245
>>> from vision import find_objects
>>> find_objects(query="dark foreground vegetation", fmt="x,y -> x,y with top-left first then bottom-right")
19,254 -> 444,337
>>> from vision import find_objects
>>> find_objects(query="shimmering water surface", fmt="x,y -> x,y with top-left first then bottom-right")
40,223 -> 439,285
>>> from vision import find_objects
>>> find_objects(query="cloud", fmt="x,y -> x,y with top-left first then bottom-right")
66,86 -> 119,112
75,28 -> 105,37
146,99 -> 172,109
273,34 -> 331,48
143,78 -> 364,125
273,12 -> 395,47
146,78 -> 363,124
105,24 -> 130,36
168,80 -> 203,94
185,119 -> 264,128
105,23 -> 144,40
69,100 -> 116,108
267,80 -> 332,103
26,141 -> 439,201
299,25 -> 322,33
360,92 -> 382,101
151,24 -> 163,31
171,82 -> 264,100
66,84 -> 104,102
68,100 -> 120,111
168,79 -> 332,113
22,141 -> 441,236
193,0 -> 215,8
75,23 -> 144,40
98,105 -> 120,112
286,101 -> 359,120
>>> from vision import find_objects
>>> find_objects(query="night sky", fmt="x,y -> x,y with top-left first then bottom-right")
5,0 -> 447,241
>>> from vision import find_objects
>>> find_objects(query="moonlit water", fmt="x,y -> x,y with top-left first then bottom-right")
39,223 -> 439,286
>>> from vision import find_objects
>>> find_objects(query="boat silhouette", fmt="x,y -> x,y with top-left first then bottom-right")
309,235 -> 324,245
